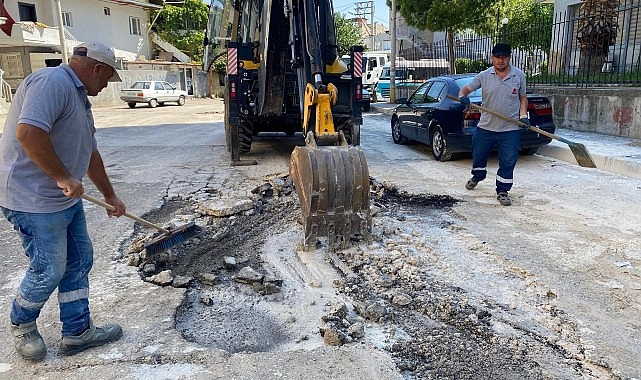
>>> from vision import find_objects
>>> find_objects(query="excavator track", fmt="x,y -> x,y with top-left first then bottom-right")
290,132 -> 371,250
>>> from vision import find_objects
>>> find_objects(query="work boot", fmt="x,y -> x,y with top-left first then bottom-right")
465,178 -> 478,190
60,319 -> 122,356
10,321 -> 47,361
497,192 -> 512,206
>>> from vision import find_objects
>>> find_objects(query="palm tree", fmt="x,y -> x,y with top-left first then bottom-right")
576,0 -> 619,76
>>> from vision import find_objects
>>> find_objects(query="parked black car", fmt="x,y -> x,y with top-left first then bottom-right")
390,74 -> 556,161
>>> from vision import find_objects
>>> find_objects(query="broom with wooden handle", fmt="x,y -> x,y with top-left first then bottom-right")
82,194 -> 200,255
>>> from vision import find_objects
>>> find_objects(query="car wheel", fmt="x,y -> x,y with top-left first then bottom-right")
127,102 -> 136,109
431,126 -> 453,162
391,117 -> 408,144
520,147 -> 539,155
149,99 -> 158,108
177,96 -> 186,106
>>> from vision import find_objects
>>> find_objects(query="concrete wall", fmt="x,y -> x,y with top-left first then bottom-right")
0,68 -> 208,110
88,68 -> 209,107
534,87 -> 641,139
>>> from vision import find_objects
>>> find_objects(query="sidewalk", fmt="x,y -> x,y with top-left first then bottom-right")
370,102 -> 641,181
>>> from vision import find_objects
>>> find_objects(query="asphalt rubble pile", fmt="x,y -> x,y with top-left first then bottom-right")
117,174 -> 615,379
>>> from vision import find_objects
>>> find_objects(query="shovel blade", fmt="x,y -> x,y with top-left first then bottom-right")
569,143 -> 597,168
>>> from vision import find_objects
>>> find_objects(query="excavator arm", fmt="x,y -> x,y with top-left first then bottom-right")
287,0 -> 371,250
219,0 -> 371,250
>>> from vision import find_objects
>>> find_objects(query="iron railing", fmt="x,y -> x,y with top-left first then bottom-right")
393,0 -> 641,88
1,77 -> 12,103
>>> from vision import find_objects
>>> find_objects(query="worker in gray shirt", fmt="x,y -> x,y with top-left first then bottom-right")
0,42 -> 126,361
458,43 -> 529,206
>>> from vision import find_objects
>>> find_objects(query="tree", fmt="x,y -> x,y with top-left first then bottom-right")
475,0 -> 553,53
334,13 -> 364,57
151,0 -> 209,63
394,0 -> 494,73
576,0 -> 618,76
473,0 -> 553,76
393,0 -> 552,73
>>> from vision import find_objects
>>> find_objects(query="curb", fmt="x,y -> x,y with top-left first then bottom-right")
370,104 -> 395,116
538,143 -> 641,181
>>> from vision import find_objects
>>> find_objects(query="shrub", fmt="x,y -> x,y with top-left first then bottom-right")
455,58 -> 491,74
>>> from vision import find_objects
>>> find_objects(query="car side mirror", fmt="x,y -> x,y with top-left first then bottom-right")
396,97 -> 408,104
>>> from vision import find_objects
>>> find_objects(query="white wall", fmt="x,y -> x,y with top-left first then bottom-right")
57,0 -> 152,61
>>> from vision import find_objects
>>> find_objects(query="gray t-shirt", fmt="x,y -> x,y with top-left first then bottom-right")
0,64 -> 97,213
467,65 -> 527,132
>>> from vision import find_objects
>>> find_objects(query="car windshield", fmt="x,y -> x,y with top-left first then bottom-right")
454,77 -> 482,97
130,82 -> 150,90
380,68 -> 406,80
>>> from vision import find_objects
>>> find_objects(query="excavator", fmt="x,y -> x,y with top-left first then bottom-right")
207,0 -> 371,250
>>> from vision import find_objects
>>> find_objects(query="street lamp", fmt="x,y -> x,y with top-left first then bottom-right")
500,17 -> 509,43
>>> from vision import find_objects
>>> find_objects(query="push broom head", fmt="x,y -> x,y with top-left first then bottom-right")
144,221 -> 202,255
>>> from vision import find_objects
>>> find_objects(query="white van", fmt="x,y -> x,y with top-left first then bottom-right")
362,51 -> 390,90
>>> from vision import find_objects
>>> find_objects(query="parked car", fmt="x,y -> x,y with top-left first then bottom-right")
390,73 -> 556,161
362,87 -> 371,112
120,81 -> 188,108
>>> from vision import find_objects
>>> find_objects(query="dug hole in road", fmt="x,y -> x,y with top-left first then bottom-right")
0,98 -> 639,379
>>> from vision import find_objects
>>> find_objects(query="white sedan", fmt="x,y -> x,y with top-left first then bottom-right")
120,81 -> 188,108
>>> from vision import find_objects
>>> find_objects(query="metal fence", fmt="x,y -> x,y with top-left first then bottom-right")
393,0 -> 641,88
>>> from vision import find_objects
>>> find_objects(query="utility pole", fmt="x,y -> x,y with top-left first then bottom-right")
390,0 -> 396,103
370,2 -> 375,50
354,1 -> 374,50
55,0 -> 68,63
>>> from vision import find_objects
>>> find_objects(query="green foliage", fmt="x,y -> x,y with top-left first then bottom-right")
151,0 -> 209,63
213,56 -> 227,76
334,13 -> 364,56
395,0 -> 494,32
455,58 -> 491,73
475,0 -> 554,53
539,60 -> 548,75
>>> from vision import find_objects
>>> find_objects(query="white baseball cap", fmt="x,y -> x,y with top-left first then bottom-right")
73,42 -> 122,82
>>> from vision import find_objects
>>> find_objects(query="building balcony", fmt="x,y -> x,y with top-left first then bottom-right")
0,22 -> 64,50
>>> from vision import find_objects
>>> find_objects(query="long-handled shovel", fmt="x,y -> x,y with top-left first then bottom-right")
447,94 -> 597,168
82,194 -> 201,255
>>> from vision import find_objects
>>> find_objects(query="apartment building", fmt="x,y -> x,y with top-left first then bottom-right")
0,0 -> 162,98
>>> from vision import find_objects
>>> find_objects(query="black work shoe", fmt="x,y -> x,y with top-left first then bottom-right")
497,192 -> 512,206
10,321 -> 47,361
465,178 -> 478,190
60,319 -> 122,356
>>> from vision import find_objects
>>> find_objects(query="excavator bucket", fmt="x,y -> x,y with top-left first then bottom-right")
290,132 -> 371,251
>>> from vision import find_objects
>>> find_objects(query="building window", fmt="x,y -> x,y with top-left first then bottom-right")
104,7 -> 110,16
61,12 -> 72,27
18,2 -> 37,22
129,17 -> 142,35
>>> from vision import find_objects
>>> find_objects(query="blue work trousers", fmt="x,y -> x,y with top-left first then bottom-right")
2,201 -> 93,336
470,128 -> 521,194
